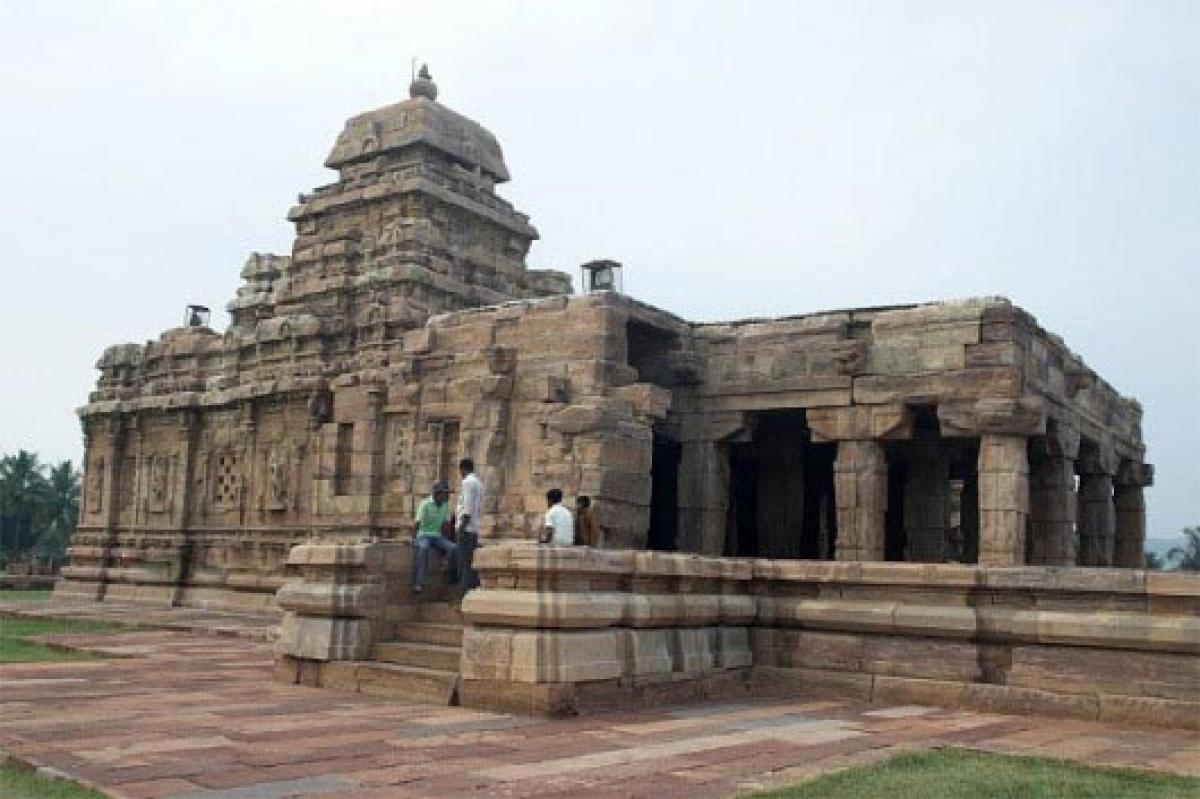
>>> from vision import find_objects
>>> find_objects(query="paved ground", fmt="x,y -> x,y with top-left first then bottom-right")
1,626 -> 1197,798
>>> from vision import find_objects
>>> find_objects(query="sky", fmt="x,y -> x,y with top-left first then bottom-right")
0,1 -> 1196,538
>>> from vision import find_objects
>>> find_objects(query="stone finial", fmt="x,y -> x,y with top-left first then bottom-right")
409,64 -> 438,101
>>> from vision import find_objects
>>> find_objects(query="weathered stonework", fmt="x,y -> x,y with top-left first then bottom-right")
55,72 -> 1182,727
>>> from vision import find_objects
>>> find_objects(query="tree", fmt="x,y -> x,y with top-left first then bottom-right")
0,450 -> 50,565
33,460 -> 80,567
1165,526 -> 1200,572
1144,550 -> 1165,570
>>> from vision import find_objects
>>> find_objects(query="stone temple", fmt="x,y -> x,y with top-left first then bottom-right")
58,71 -> 1198,726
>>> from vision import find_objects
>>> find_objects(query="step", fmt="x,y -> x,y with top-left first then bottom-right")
416,602 -> 464,625
354,662 -> 458,705
374,641 -> 462,672
395,622 -> 464,647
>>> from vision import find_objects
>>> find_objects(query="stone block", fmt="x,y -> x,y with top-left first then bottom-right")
461,589 -> 625,628
672,627 -> 716,675
751,665 -> 873,701
457,628 -> 508,680
510,630 -> 623,683
891,604 -> 978,639
275,582 -> 381,618
715,627 -> 752,669
275,613 -> 373,661
319,661 -> 361,692
624,592 -> 683,627
619,628 -> 674,676
459,679 -> 577,716
863,636 -> 983,681
1097,695 -> 1200,730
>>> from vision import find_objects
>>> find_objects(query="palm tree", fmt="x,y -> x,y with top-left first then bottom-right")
0,450 -> 50,564
1166,526 -> 1200,572
33,460 -> 81,567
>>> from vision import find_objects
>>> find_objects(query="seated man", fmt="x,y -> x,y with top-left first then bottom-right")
541,488 -> 574,546
412,481 -> 455,594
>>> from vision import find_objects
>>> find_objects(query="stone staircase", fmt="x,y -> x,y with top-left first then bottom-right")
358,600 -> 464,705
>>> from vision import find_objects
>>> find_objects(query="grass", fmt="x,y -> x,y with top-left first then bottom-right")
746,748 -> 1200,799
0,616 -> 131,663
0,759 -> 108,799
0,590 -> 53,602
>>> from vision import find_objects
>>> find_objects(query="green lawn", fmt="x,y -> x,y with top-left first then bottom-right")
0,759 -> 108,799
0,590 -> 53,602
0,616 -> 130,663
746,748 -> 1200,799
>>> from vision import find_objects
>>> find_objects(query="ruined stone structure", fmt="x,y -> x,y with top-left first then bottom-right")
59,72 -> 1197,727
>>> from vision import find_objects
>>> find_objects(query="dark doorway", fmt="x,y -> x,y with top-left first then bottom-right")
801,442 -> 838,559
726,440 -> 759,557
723,411 -> 837,559
885,459 -> 907,561
647,433 -> 681,551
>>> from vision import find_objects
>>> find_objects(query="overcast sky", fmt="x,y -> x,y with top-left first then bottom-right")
1,1 -> 1196,538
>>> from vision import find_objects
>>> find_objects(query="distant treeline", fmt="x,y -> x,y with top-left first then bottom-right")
0,450 -> 79,569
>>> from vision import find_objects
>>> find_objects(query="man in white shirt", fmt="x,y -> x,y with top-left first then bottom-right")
455,457 -> 484,592
541,488 -> 574,546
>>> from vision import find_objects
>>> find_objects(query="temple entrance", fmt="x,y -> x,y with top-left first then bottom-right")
724,411 -> 837,559
647,432 -> 680,551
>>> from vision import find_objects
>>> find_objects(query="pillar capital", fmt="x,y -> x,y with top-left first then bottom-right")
938,397 -> 1045,438
1116,460 -> 1154,488
1078,442 -> 1119,476
808,404 -> 911,443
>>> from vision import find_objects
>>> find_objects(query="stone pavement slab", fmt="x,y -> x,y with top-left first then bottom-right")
0,628 -> 1197,798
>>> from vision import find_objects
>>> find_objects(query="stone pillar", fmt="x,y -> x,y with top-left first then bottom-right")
1113,461 -> 1153,568
1077,446 -> 1117,567
678,440 -> 728,556
1028,455 -> 1076,566
833,440 -> 887,561
903,443 -> 950,562
977,434 -> 1029,567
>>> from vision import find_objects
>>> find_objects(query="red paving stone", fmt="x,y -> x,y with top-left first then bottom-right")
0,627 -> 1197,798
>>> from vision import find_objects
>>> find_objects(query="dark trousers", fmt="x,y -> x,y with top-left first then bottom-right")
457,530 -> 479,593
411,534 -> 455,589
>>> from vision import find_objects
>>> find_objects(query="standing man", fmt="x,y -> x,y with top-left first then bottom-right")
455,457 -> 484,592
411,482 -> 454,594
541,488 -> 574,545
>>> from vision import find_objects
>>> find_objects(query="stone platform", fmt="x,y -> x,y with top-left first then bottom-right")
2,629 -> 1197,799
276,541 -> 1200,727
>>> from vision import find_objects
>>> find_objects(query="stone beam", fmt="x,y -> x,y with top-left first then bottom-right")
938,397 -> 1046,438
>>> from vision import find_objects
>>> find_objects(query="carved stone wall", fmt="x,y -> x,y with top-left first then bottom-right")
59,76 -> 1154,612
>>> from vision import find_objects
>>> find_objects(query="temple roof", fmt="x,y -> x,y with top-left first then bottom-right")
324,67 -> 511,182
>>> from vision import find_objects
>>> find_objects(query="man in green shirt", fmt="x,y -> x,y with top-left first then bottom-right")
411,481 -> 454,594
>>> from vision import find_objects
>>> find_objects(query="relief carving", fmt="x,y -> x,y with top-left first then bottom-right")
146,454 -> 173,513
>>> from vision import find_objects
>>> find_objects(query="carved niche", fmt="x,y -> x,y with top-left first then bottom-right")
146,454 -> 174,513
264,443 -> 299,512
